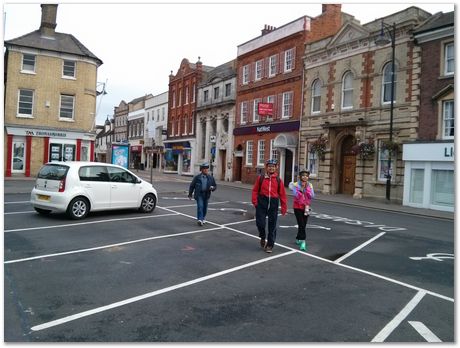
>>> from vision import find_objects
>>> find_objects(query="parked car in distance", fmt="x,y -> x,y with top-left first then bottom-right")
13,156 -> 23,170
30,161 -> 158,219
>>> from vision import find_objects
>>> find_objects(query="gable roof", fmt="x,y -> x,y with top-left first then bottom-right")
414,11 -> 454,35
5,30 -> 103,66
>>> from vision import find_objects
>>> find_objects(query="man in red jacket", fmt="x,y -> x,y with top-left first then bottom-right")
252,159 -> 287,253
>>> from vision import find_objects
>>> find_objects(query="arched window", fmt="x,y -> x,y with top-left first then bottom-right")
382,62 -> 397,104
311,79 -> 321,113
341,72 -> 353,109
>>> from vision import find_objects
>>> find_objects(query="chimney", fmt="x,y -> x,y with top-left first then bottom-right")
261,24 -> 276,36
39,4 -> 58,37
322,4 -> 341,14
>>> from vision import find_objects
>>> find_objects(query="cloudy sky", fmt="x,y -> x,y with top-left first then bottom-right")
3,1 -> 454,125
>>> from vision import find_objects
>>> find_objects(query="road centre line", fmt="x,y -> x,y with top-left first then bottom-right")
371,291 -> 426,342
408,321 -> 442,342
158,205 -> 454,303
4,226 -> 222,264
30,250 -> 296,331
4,213 -> 177,233
334,232 -> 386,264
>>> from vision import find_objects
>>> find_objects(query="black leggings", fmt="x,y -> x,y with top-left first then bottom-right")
294,208 -> 309,241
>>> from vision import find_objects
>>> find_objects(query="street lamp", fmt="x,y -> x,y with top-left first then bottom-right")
375,20 -> 396,201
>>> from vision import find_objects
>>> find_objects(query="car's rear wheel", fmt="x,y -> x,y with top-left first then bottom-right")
139,193 -> 156,213
34,207 -> 51,215
67,197 -> 90,219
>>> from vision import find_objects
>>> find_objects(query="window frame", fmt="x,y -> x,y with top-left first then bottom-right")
269,55 -> 277,77
242,65 -> 250,84
22,53 -> 36,73
62,60 -> 76,78
284,48 -> 294,72
246,140 -> 253,166
270,139 -> 278,162
282,91 -> 293,118
311,79 -> 321,114
17,89 -> 34,117
255,60 -> 263,81
307,146 -> 318,177
59,94 -> 75,120
240,101 -> 248,124
382,62 -> 397,105
253,98 -> 261,123
225,83 -> 231,97
377,139 -> 396,182
341,71 -> 353,110
257,140 -> 265,166
444,42 -> 454,76
214,86 -> 220,100
442,100 -> 454,139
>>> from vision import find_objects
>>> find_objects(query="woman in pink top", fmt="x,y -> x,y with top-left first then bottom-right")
288,170 -> 315,251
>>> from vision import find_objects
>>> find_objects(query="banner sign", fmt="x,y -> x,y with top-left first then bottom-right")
258,103 -> 273,116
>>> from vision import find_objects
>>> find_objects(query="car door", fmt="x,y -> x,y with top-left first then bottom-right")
107,166 -> 141,208
78,166 -> 111,210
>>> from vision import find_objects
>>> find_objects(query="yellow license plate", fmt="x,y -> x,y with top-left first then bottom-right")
37,194 -> 50,201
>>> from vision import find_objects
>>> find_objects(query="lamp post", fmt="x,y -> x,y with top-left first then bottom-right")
375,20 -> 396,201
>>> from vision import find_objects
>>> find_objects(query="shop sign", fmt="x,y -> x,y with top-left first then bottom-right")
233,120 -> 299,136
258,103 -> 273,116
256,126 -> 271,133
6,126 -> 95,140
131,145 -> 142,152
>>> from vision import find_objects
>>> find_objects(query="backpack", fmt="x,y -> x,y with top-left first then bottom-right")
258,175 -> 281,196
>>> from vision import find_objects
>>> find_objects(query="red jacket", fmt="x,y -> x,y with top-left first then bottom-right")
252,173 -> 287,214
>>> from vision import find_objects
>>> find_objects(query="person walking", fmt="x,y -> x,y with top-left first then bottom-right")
252,159 -> 287,253
288,169 -> 315,251
188,163 -> 217,226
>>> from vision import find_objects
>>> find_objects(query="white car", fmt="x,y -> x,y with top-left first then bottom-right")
30,161 -> 158,219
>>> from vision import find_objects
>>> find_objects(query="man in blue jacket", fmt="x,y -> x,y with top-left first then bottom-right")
188,163 -> 217,226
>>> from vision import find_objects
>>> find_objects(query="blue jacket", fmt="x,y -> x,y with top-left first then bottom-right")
189,173 -> 217,200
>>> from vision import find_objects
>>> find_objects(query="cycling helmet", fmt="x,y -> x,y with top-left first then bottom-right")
266,159 -> 277,165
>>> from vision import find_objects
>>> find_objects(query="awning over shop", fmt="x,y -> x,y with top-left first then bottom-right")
273,133 -> 297,149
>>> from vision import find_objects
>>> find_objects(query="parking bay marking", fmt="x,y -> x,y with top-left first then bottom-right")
408,321 -> 442,342
30,250 -> 296,331
409,253 -> 454,262
4,213 -> 178,233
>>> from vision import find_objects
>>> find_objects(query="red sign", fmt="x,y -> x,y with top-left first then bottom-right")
258,103 -> 273,116
130,145 -> 142,152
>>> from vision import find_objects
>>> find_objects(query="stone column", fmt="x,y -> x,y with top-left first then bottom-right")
205,116 -> 211,163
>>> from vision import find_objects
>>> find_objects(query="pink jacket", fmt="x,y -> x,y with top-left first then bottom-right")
288,181 -> 314,210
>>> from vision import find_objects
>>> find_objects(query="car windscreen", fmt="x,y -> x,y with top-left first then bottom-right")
37,164 -> 69,180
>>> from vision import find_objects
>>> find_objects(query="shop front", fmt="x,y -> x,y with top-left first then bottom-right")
402,142 -> 454,212
130,145 -> 143,169
5,125 -> 94,177
163,140 -> 195,176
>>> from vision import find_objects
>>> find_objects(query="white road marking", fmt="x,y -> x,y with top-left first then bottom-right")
207,207 -> 247,213
409,253 -> 454,262
4,213 -> 177,233
279,224 -> 331,230
334,232 -> 386,264
164,201 -> 229,209
408,321 -> 442,342
5,226 -> 223,264
30,250 -> 296,331
5,211 -> 35,215
160,197 -> 189,200
4,201 -> 30,204
371,291 -> 426,342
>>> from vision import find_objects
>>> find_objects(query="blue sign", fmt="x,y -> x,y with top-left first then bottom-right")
112,144 -> 129,169
211,147 -> 216,156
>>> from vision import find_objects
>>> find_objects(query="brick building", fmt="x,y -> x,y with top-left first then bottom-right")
402,11 -> 454,211
4,4 -> 103,177
233,4 -> 345,185
300,7 -> 431,202
164,58 -> 213,175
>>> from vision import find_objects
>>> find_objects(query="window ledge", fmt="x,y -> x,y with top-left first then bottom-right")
17,114 -> 34,119
62,76 -> 76,80
59,118 -> 75,122
20,70 -> 36,75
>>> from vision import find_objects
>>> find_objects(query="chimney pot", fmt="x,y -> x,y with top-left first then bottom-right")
40,4 -> 58,36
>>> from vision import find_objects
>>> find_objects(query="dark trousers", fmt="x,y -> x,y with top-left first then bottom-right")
255,195 -> 279,247
294,208 -> 309,241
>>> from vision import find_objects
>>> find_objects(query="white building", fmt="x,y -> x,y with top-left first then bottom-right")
144,92 -> 168,170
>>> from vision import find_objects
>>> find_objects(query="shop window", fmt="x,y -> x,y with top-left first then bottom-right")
164,149 -> 178,172
246,140 -> 253,166
18,89 -> 34,117
409,168 -> 424,204
431,169 -> 454,207
182,149 -> 192,173
257,140 -> 265,166
377,140 -> 396,182
59,94 -> 75,119
307,149 -> 318,176
12,140 -> 25,173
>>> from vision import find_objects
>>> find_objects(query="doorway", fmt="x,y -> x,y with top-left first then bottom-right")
283,149 -> 293,186
220,150 -> 226,180
340,136 -> 356,194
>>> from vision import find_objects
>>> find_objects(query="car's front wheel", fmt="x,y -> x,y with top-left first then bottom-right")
34,207 -> 51,215
139,193 -> 156,213
67,197 -> 90,219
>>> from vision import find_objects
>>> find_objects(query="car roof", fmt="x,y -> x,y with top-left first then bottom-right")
44,161 -> 125,169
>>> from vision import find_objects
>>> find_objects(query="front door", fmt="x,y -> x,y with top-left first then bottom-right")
342,155 -> 356,194
283,149 -> 293,186
220,150 -> 226,180
234,157 -> 242,181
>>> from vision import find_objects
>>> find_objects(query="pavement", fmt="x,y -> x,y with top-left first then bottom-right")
5,168 -> 454,220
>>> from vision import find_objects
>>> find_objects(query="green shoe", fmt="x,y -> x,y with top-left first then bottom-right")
295,239 -> 301,245
300,241 -> 306,251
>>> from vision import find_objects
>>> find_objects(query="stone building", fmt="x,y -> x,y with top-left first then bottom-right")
164,58 -> 214,175
403,11 -> 454,211
300,7 -> 431,202
113,100 -> 128,143
127,95 -> 152,170
4,4 -> 103,176
233,5 -> 346,185
195,60 -> 236,181
144,91 -> 168,170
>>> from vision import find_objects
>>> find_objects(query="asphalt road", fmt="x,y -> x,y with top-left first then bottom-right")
4,177 -> 454,342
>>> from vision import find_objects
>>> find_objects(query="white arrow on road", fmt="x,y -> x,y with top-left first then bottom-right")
409,253 -> 454,262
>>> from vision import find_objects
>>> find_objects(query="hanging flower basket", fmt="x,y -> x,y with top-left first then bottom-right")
310,135 -> 327,160
351,138 -> 375,160
380,140 -> 400,154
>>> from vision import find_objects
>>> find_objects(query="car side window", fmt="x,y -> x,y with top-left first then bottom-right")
107,167 -> 136,183
79,166 -> 109,182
